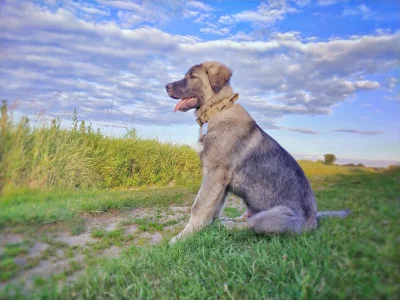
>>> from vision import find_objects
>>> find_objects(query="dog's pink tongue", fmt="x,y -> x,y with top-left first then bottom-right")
174,98 -> 191,112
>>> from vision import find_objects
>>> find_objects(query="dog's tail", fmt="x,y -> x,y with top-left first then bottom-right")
317,210 -> 351,220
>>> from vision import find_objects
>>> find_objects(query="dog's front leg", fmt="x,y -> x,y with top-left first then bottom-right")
170,175 -> 227,244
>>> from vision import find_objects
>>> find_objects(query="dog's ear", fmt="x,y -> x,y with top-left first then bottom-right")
204,62 -> 232,93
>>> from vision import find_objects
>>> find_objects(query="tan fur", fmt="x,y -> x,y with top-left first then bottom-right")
169,62 -> 260,243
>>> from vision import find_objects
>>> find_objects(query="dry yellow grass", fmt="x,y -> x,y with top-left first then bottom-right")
298,160 -> 377,176
298,160 -> 377,177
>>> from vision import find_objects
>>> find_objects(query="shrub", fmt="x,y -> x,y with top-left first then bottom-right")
323,154 -> 337,165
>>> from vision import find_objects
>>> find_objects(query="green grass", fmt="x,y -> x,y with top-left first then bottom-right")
90,228 -> 136,250
134,218 -> 164,232
0,258 -> 19,282
3,242 -> 29,257
0,102 -> 201,192
0,187 -> 197,230
65,170 -> 399,299
0,101 -> 379,195
0,169 -> 396,299
223,206 -> 244,218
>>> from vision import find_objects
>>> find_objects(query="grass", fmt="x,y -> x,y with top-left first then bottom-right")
3,242 -> 29,257
134,218 -> 164,232
0,102 -> 201,192
0,169 -> 398,299
63,169 -> 399,299
0,258 -> 19,282
0,187 -> 197,230
223,206 -> 244,218
298,159 -> 377,177
0,101 -> 378,195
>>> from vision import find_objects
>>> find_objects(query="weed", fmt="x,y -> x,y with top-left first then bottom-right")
134,218 -> 164,232
91,228 -> 106,238
223,207 -> 243,218
3,242 -> 29,258
0,258 -> 19,281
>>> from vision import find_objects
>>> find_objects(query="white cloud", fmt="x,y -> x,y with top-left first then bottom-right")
182,1 -> 214,24
317,0 -> 347,6
342,4 -> 373,18
218,0 -> 297,27
354,80 -> 380,89
187,1 -> 212,12
0,1 -> 398,130
200,27 -> 230,36
385,77 -> 398,91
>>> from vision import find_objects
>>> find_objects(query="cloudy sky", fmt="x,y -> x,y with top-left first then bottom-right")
0,0 -> 399,166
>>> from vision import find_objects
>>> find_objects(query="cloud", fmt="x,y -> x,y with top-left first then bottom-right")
218,0 -> 297,27
342,4 -> 373,19
282,127 -> 320,134
96,0 -> 188,27
354,80 -> 380,89
187,1 -> 212,12
183,1 -> 213,23
0,1 -> 399,130
200,27 -> 230,36
385,77 -> 398,91
317,0 -> 347,6
334,129 -> 383,135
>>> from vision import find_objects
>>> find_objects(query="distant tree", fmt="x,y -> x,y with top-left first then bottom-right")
388,165 -> 400,170
357,163 -> 365,168
323,154 -> 337,165
344,163 -> 356,167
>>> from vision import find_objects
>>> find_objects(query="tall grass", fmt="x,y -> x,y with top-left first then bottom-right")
0,101 -> 377,193
0,102 -> 201,192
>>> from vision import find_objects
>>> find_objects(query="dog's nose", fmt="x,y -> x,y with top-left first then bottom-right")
165,83 -> 172,92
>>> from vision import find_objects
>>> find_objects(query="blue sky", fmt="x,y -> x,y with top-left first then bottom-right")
0,0 -> 399,166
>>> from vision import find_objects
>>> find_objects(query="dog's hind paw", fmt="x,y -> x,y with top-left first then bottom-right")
220,220 -> 249,231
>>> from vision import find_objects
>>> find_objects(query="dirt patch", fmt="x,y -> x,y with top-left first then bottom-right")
29,242 -> 49,258
0,194 -> 246,295
137,232 -> 163,245
0,233 -> 24,245
54,232 -> 96,247
103,246 -> 122,257
84,213 -> 125,232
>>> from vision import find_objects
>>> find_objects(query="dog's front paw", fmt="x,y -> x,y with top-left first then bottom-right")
169,233 -> 182,245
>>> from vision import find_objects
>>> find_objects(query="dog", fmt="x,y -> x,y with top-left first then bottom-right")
166,61 -> 349,244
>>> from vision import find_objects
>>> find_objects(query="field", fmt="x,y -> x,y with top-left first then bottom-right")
0,106 -> 399,299
0,167 -> 399,299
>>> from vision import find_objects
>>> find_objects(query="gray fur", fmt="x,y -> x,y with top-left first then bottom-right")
166,61 -> 349,244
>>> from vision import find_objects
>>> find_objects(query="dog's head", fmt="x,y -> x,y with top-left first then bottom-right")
165,61 -> 232,112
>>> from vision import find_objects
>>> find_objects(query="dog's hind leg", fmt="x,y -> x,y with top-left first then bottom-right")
246,206 -> 306,234
220,220 -> 250,230
219,209 -> 252,222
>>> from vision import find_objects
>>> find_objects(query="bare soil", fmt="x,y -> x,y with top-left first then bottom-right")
0,194 -> 245,293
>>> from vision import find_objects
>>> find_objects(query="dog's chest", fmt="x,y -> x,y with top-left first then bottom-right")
194,140 -> 204,154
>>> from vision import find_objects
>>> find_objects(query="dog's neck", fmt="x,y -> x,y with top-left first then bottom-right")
195,85 -> 237,125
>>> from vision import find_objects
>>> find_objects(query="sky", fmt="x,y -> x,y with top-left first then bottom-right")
0,0 -> 399,167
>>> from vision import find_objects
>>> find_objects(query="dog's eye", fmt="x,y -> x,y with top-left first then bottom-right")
190,75 -> 196,79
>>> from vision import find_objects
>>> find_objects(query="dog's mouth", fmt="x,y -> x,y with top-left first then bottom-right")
174,97 -> 199,112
